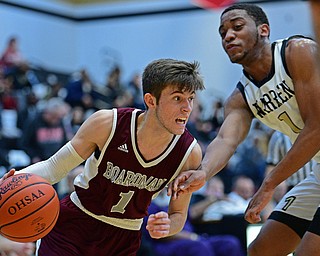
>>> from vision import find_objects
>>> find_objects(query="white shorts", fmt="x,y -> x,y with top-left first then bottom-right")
274,171 -> 320,221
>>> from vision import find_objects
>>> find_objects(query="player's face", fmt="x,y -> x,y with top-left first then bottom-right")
155,85 -> 195,135
219,9 -> 259,64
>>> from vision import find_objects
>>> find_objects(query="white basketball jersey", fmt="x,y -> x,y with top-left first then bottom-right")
237,37 -> 320,163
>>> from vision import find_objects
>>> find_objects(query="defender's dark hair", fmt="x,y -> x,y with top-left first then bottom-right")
142,58 -> 205,106
221,3 -> 269,27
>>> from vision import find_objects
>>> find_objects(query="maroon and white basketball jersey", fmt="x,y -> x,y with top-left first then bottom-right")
70,108 -> 197,230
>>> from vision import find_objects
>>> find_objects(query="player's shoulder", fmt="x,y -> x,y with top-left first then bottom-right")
84,109 -> 115,131
90,109 -> 114,120
285,35 -> 317,53
184,142 -> 202,171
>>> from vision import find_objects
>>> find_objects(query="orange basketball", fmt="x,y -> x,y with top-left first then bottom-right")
0,173 -> 60,242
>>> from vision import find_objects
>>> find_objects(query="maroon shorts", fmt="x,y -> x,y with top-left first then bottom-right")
37,195 -> 142,256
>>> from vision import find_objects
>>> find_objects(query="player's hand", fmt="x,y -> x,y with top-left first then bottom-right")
0,169 -> 15,184
7,241 -> 35,256
146,211 -> 171,239
167,170 -> 207,200
245,186 -> 274,224
0,235 -> 35,256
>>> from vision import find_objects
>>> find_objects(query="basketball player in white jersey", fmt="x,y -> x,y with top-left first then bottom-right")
169,3 -> 320,256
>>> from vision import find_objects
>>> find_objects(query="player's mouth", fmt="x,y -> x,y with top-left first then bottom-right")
176,117 -> 187,124
226,43 -> 240,53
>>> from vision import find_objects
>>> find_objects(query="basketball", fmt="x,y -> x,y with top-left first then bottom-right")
0,173 -> 60,243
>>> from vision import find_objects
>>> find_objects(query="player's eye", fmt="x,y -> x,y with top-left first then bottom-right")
234,24 -> 243,31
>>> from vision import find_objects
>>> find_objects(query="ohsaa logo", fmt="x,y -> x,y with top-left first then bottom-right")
8,189 -> 46,215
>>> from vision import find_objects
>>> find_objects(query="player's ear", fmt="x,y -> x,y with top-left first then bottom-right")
144,93 -> 156,109
259,24 -> 270,38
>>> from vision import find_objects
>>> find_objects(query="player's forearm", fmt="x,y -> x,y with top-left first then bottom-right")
167,212 -> 188,237
17,142 -> 84,184
201,137 -> 238,181
264,128 -> 320,190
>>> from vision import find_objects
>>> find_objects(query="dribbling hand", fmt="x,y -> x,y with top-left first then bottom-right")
0,169 -> 15,184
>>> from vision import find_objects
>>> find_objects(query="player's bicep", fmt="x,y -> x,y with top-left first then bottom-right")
181,142 -> 202,172
71,109 -> 114,159
286,39 -> 320,122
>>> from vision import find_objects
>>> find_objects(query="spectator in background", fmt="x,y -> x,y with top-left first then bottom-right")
44,74 -> 66,100
0,36 -> 27,72
63,105 -> 86,141
94,65 -> 132,109
0,74 -> 22,150
189,176 -> 229,222
20,97 -> 69,164
127,73 -> 145,109
17,91 -> 39,131
210,99 -> 224,132
228,175 -> 255,210
230,121 -> 268,188
19,97 -> 69,195
65,69 -> 96,113
198,175 -> 255,222
0,37 -> 32,93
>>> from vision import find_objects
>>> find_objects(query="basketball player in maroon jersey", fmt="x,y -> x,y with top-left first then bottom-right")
1,58 -> 205,255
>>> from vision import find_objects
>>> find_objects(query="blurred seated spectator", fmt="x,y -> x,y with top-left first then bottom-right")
191,175 -> 255,222
0,36 -> 32,94
210,98 -> 224,132
0,235 -> 35,256
21,98 -> 69,163
127,72 -> 145,109
44,74 -> 67,100
141,189 -> 245,256
189,176 -> 228,222
17,91 -> 39,131
63,105 -> 85,140
0,151 -> 10,169
65,69 -> 96,112
0,74 -> 22,150
0,36 -> 28,73
19,97 -> 69,193
19,97 -> 69,164
228,175 -> 255,208
94,65 -> 132,109
229,127 -> 266,188
189,176 -> 254,253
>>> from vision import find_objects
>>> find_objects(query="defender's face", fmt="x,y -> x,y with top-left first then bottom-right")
155,85 -> 195,135
219,9 -> 259,64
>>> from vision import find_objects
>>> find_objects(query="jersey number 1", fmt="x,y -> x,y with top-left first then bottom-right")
278,112 -> 302,133
111,191 -> 135,214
